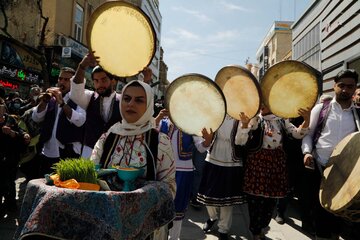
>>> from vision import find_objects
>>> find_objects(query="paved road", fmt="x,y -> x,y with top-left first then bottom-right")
1,174 -> 359,240
180,201 -> 313,240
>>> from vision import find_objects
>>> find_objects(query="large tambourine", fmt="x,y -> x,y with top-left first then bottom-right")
87,1 -> 156,77
215,65 -> 261,120
165,74 -> 226,136
260,60 -> 319,118
320,131 -> 360,222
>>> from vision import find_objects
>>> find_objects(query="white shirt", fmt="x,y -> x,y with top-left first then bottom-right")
169,128 -> 208,172
206,115 -> 242,167
302,99 -> 357,166
32,94 -> 86,158
235,114 -> 308,148
69,79 -> 121,158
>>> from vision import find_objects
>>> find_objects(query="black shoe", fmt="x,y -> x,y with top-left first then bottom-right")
218,232 -> 228,240
203,218 -> 217,232
275,213 -> 285,225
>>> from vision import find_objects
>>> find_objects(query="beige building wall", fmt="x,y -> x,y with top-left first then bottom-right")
44,0 -> 106,46
2,0 -> 105,48
2,0 -> 41,48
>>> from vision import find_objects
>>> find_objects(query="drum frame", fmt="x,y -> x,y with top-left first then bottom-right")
260,60 -> 320,118
86,1 -> 157,77
165,73 -> 227,136
215,64 -> 262,119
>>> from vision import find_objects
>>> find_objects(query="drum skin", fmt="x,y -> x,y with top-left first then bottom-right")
165,74 -> 226,136
87,1 -> 156,77
260,60 -> 319,118
320,132 -> 360,222
215,65 -> 261,120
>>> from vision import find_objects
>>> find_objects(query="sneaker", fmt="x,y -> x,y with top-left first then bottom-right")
203,218 -> 217,232
275,213 -> 285,225
218,232 -> 228,240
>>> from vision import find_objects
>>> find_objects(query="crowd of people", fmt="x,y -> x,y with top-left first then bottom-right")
1,54 -> 359,240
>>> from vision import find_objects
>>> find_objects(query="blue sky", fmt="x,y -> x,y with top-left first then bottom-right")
159,0 -> 313,81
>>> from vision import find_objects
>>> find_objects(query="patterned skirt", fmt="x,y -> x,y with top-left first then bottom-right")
197,161 -> 246,207
243,147 -> 289,198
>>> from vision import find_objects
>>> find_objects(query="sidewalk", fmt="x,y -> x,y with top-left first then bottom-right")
181,201 -> 313,240
2,174 -> 359,240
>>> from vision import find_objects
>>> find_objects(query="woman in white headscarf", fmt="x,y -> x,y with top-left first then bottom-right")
91,80 -> 175,193
90,80 -> 176,239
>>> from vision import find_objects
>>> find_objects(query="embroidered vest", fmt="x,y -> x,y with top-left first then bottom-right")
39,98 -> 83,146
160,119 -> 193,160
99,129 -> 159,180
84,93 -> 121,148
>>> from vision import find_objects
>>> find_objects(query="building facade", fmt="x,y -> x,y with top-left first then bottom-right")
1,0 -> 167,95
256,21 -> 294,79
292,0 -> 360,93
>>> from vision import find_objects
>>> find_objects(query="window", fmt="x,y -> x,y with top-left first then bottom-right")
74,4 -> 84,42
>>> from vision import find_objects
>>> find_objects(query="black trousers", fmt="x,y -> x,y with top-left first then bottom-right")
39,145 -> 80,177
247,194 -> 277,235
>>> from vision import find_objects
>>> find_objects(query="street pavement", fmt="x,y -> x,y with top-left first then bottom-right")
1,173 -> 358,240
181,201 -> 313,240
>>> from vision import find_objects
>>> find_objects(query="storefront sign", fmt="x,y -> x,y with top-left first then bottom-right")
0,64 -> 39,84
67,37 -> 88,58
0,79 -> 19,90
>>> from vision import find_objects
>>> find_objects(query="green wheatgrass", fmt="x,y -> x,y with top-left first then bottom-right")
52,158 -> 98,184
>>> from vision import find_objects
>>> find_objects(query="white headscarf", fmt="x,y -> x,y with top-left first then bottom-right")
108,80 -> 155,136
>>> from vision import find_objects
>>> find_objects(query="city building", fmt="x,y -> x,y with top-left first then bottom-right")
292,0 -> 360,93
0,0 -> 106,91
256,21 -> 294,79
1,0 -> 168,97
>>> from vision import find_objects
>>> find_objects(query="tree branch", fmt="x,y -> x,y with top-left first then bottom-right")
37,0 -> 49,47
0,2 -> 13,38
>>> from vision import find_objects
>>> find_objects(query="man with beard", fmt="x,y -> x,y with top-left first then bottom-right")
70,53 -> 122,159
302,69 -> 360,240
32,67 -> 86,176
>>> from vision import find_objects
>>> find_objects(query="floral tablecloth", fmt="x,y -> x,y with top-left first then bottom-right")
15,179 -> 175,240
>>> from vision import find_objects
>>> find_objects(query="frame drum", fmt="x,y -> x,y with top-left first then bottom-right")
320,132 -> 360,222
215,65 -> 261,120
260,60 -> 319,118
165,74 -> 226,136
87,1 -> 156,77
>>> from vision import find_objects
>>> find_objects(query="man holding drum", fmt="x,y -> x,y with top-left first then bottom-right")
302,69 -> 360,240
70,53 -> 122,159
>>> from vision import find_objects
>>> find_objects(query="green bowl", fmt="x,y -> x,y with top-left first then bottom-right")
116,168 -> 145,191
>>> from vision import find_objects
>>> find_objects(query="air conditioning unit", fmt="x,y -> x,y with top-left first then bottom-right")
56,35 -> 68,46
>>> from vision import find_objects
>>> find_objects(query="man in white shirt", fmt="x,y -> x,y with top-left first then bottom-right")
302,69 -> 359,240
32,67 -> 86,176
70,53 -> 121,159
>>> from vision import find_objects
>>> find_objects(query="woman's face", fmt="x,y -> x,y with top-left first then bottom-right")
121,86 -> 147,123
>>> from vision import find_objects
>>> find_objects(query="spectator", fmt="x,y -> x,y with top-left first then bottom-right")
32,67 -> 86,175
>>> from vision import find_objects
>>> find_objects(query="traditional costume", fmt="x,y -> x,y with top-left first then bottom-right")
197,115 -> 247,236
159,118 -> 208,239
236,113 -> 308,237
90,80 -> 176,240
